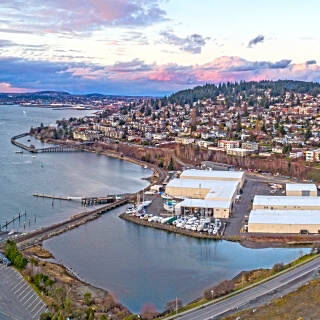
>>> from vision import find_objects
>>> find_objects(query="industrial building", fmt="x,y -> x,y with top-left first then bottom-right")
252,196 -> 320,210
180,169 -> 245,187
165,169 -> 244,219
249,191 -> 320,234
286,183 -> 317,196
248,210 -> 320,234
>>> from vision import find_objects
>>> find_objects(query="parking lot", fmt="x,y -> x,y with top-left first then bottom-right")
0,263 -> 47,320
224,174 -> 286,236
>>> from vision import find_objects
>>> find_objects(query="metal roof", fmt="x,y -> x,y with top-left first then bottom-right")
178,198 -> 231,209
180,169 -> 244,180
253,195 -> 320,207
286,183 -> 317,192
166,179 -> 238,200
249,209 -> 320,225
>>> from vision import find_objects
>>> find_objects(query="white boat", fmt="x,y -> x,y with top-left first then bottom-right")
163,200 -> 176,211
185,224 -> 192,230
191,224 -> 198,231
212,227 -> 218,235
141,200 -> 152,207
8,230 -> 15,235
125,207 -> 137,215
197,223 -> 204,232
161,193 -> 172,200
32,155 -> 36,158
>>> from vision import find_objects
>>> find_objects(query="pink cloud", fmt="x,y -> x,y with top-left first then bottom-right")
1,0 -> 167,35
63,56 -> 320,91
0,82 -> 37,93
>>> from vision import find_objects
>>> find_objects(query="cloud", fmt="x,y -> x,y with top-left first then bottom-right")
248,35 -> 264,48
0,0 -> 167,36
0,40 -> 15,48
1,55 -> 320,96
160,30 -> 210,54
0,82 -> 36,93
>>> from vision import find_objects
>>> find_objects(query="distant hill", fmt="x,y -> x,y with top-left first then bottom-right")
0,91 -> 155,101
165,80 -> 320,107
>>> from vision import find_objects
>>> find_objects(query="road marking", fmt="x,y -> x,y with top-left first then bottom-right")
23,292 -> 36,305
11,278 -> 24,290
33,305 -> 47,319
28,299 -> 43,313
14,282 -> 28,294
20,291 -> 32,303
17,285 -> 30,298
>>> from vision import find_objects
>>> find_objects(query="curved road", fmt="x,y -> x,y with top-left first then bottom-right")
167,256 -> 320,320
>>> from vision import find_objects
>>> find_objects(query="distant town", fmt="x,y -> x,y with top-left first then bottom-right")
5,79 -> 320,181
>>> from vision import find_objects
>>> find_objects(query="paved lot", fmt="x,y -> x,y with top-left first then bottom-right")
224,174 -> 286,236
0,263 -> 47,320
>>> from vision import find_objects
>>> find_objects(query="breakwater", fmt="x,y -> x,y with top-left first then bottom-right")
6,198 -> 129,250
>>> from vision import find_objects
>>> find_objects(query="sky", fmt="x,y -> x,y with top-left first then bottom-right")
1,0 -> 320,96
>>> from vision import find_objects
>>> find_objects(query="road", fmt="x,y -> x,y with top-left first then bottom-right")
168,256 -> 320,320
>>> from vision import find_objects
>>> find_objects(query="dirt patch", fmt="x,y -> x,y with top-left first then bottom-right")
23,245 -> 54,258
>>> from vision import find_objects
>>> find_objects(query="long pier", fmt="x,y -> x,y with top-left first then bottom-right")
11,133 -> 94,153
33,193 -> 120,205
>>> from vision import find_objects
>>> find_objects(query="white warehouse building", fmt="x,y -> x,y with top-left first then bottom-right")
165,170 -> 245,219
249,194 -> 320,234
285,183 -> 317,197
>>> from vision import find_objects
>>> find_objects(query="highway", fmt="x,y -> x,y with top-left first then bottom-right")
168,256 -> 320,320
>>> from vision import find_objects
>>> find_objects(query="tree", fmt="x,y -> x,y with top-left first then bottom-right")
165,298 -> 183,313
39,313 -> 53,320
84,292 -> 92,306
272,262 -> 284,272
311,242 -> 320,254
140,302 -> 159,319
305,127 -> 312,140
168,157 -> 174,170
236,114 -> 242,132
99,315 -> 108,320
86,307 -> 94,320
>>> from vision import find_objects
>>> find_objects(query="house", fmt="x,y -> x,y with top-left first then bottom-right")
218,140 -> 240,150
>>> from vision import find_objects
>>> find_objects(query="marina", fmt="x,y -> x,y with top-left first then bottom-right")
0,105 -> 312,314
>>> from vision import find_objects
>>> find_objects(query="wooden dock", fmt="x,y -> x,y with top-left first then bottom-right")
33,193 -> 71,201
33,193 -> 122,205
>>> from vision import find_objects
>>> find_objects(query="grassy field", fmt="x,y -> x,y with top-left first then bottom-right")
222,278 -> 320,320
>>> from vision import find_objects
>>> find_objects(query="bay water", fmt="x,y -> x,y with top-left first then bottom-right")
0,105 -> 309,314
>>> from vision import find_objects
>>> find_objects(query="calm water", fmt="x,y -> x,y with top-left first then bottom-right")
0,105 -> 151,230
0,105 -> 309,314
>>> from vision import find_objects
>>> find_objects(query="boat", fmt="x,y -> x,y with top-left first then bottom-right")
144,165 -> 148,169
15,150 -> 23,154
8,230 -> 15,235
161,193 -> 172,200
125,206 -> 137,215
32,155 -> 36,158
163,201 -> 176,211
41,163 -> 44,167
197,223 -> 204,232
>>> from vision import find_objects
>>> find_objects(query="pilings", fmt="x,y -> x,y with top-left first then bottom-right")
1,211 -> 27,230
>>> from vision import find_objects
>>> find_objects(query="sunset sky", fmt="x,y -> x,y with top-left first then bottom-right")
1,0 -> 320,96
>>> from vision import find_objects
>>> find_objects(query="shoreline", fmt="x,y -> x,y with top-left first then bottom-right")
21,133 -> 320,249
